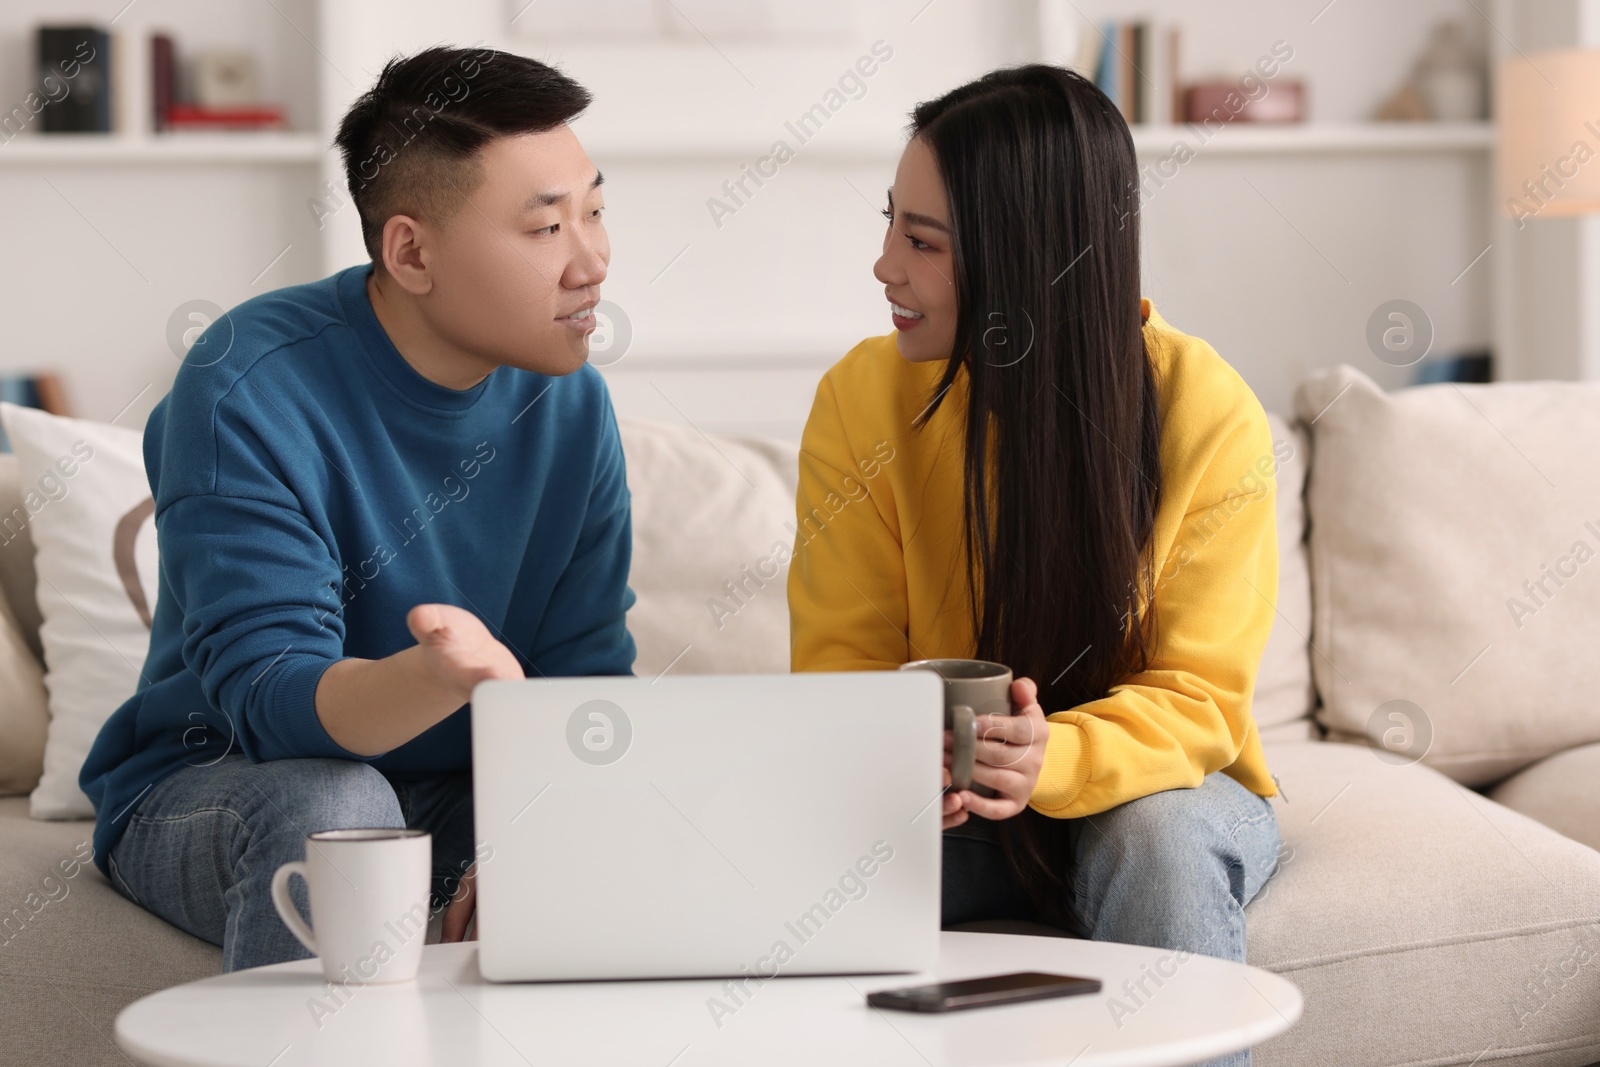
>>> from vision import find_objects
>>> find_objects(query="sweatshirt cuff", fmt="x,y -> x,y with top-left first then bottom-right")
266,655 -> 365,761
1029,717 -> 1092,817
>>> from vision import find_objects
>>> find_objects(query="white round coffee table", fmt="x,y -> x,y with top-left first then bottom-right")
117,932 -> 1301,1066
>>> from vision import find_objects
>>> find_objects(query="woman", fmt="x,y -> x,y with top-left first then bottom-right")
787,65 -> 1282,1063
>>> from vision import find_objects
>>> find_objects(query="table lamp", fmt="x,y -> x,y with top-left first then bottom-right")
1497,48 -> 1600,223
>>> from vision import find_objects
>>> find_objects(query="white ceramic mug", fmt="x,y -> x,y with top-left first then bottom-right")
270,828 -> 432,984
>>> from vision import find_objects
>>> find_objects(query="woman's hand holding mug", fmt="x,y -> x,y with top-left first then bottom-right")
900,660 -> 1048,829
955,676 -> 1048,822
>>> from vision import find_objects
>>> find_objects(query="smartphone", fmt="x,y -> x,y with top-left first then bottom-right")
865,971 -> 1101,1013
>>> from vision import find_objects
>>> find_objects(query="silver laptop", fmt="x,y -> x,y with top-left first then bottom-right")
470,671 -> 944,982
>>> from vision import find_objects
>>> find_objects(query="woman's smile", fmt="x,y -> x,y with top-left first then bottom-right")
889,299 -> 925,331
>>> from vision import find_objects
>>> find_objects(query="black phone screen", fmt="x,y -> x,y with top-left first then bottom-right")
865,971 -> 1102,1013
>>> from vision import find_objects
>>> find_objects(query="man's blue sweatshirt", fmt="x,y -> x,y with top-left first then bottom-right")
79,263 -> 637,876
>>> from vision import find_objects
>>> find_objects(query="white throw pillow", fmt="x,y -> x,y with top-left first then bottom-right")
619,417 -> 798,677
0,405 -> 157,819
1294,365 -> 1600,785
1252,413 -> 1316,742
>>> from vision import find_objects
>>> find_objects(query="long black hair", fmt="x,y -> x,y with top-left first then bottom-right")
908,65 -> 1163,924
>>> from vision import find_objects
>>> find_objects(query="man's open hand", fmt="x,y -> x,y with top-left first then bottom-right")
407,603 -> 523,704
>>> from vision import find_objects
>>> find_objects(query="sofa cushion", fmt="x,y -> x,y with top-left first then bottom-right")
1294,365 -> 1600,786
0,453 -> 44,663
1490,743 -> 1600,854
0,444 -> 50,800
617,408 -> 1319,747
0,587 -> 47,796
0,795 -> 458,1067
0,797 -> 220,1065
1248,741 -> 1600,1067
1253,414 -> 1315,739
619,416 -> 798,676
0,405 -> 158,820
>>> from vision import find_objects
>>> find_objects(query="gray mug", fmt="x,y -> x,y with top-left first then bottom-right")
899,658 -> 1015,792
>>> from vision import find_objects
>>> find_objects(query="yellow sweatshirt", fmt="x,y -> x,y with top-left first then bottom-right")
787,300 -> 1280,818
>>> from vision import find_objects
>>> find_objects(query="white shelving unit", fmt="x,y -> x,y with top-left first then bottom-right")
1128,120 -> 1494,155
0,122 -> 1484,169
0,132 -> 324,165
576,121 -> 1494,163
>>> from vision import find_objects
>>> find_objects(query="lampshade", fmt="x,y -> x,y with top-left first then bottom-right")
1497,48 -> 1600,221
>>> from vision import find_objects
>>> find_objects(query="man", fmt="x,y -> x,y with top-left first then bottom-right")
78,45 -> 635,971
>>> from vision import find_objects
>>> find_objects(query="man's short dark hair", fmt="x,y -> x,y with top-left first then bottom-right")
333,45 -> 592,268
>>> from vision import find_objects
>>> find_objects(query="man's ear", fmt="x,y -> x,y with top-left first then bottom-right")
381,214 -> 434,295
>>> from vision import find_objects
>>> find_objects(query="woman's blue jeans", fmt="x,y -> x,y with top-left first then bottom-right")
942,770 -> 1283,1067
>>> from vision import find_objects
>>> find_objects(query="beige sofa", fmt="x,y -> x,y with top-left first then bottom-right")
2,364 -> 1598,1067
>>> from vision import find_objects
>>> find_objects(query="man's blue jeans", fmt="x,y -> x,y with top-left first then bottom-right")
942,771 -> 1283,1067
105,752 -> 477,973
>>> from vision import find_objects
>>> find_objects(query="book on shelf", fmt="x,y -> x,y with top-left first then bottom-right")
1038,13 -> 1179,125
1093,19 -> 1177,125
152,33 -> 175,132
152,35 -> 284,130
37,26 -> 112,133
165,104 -> 285,131
1413,351 -> 1492,385
0,374 -> 71,453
